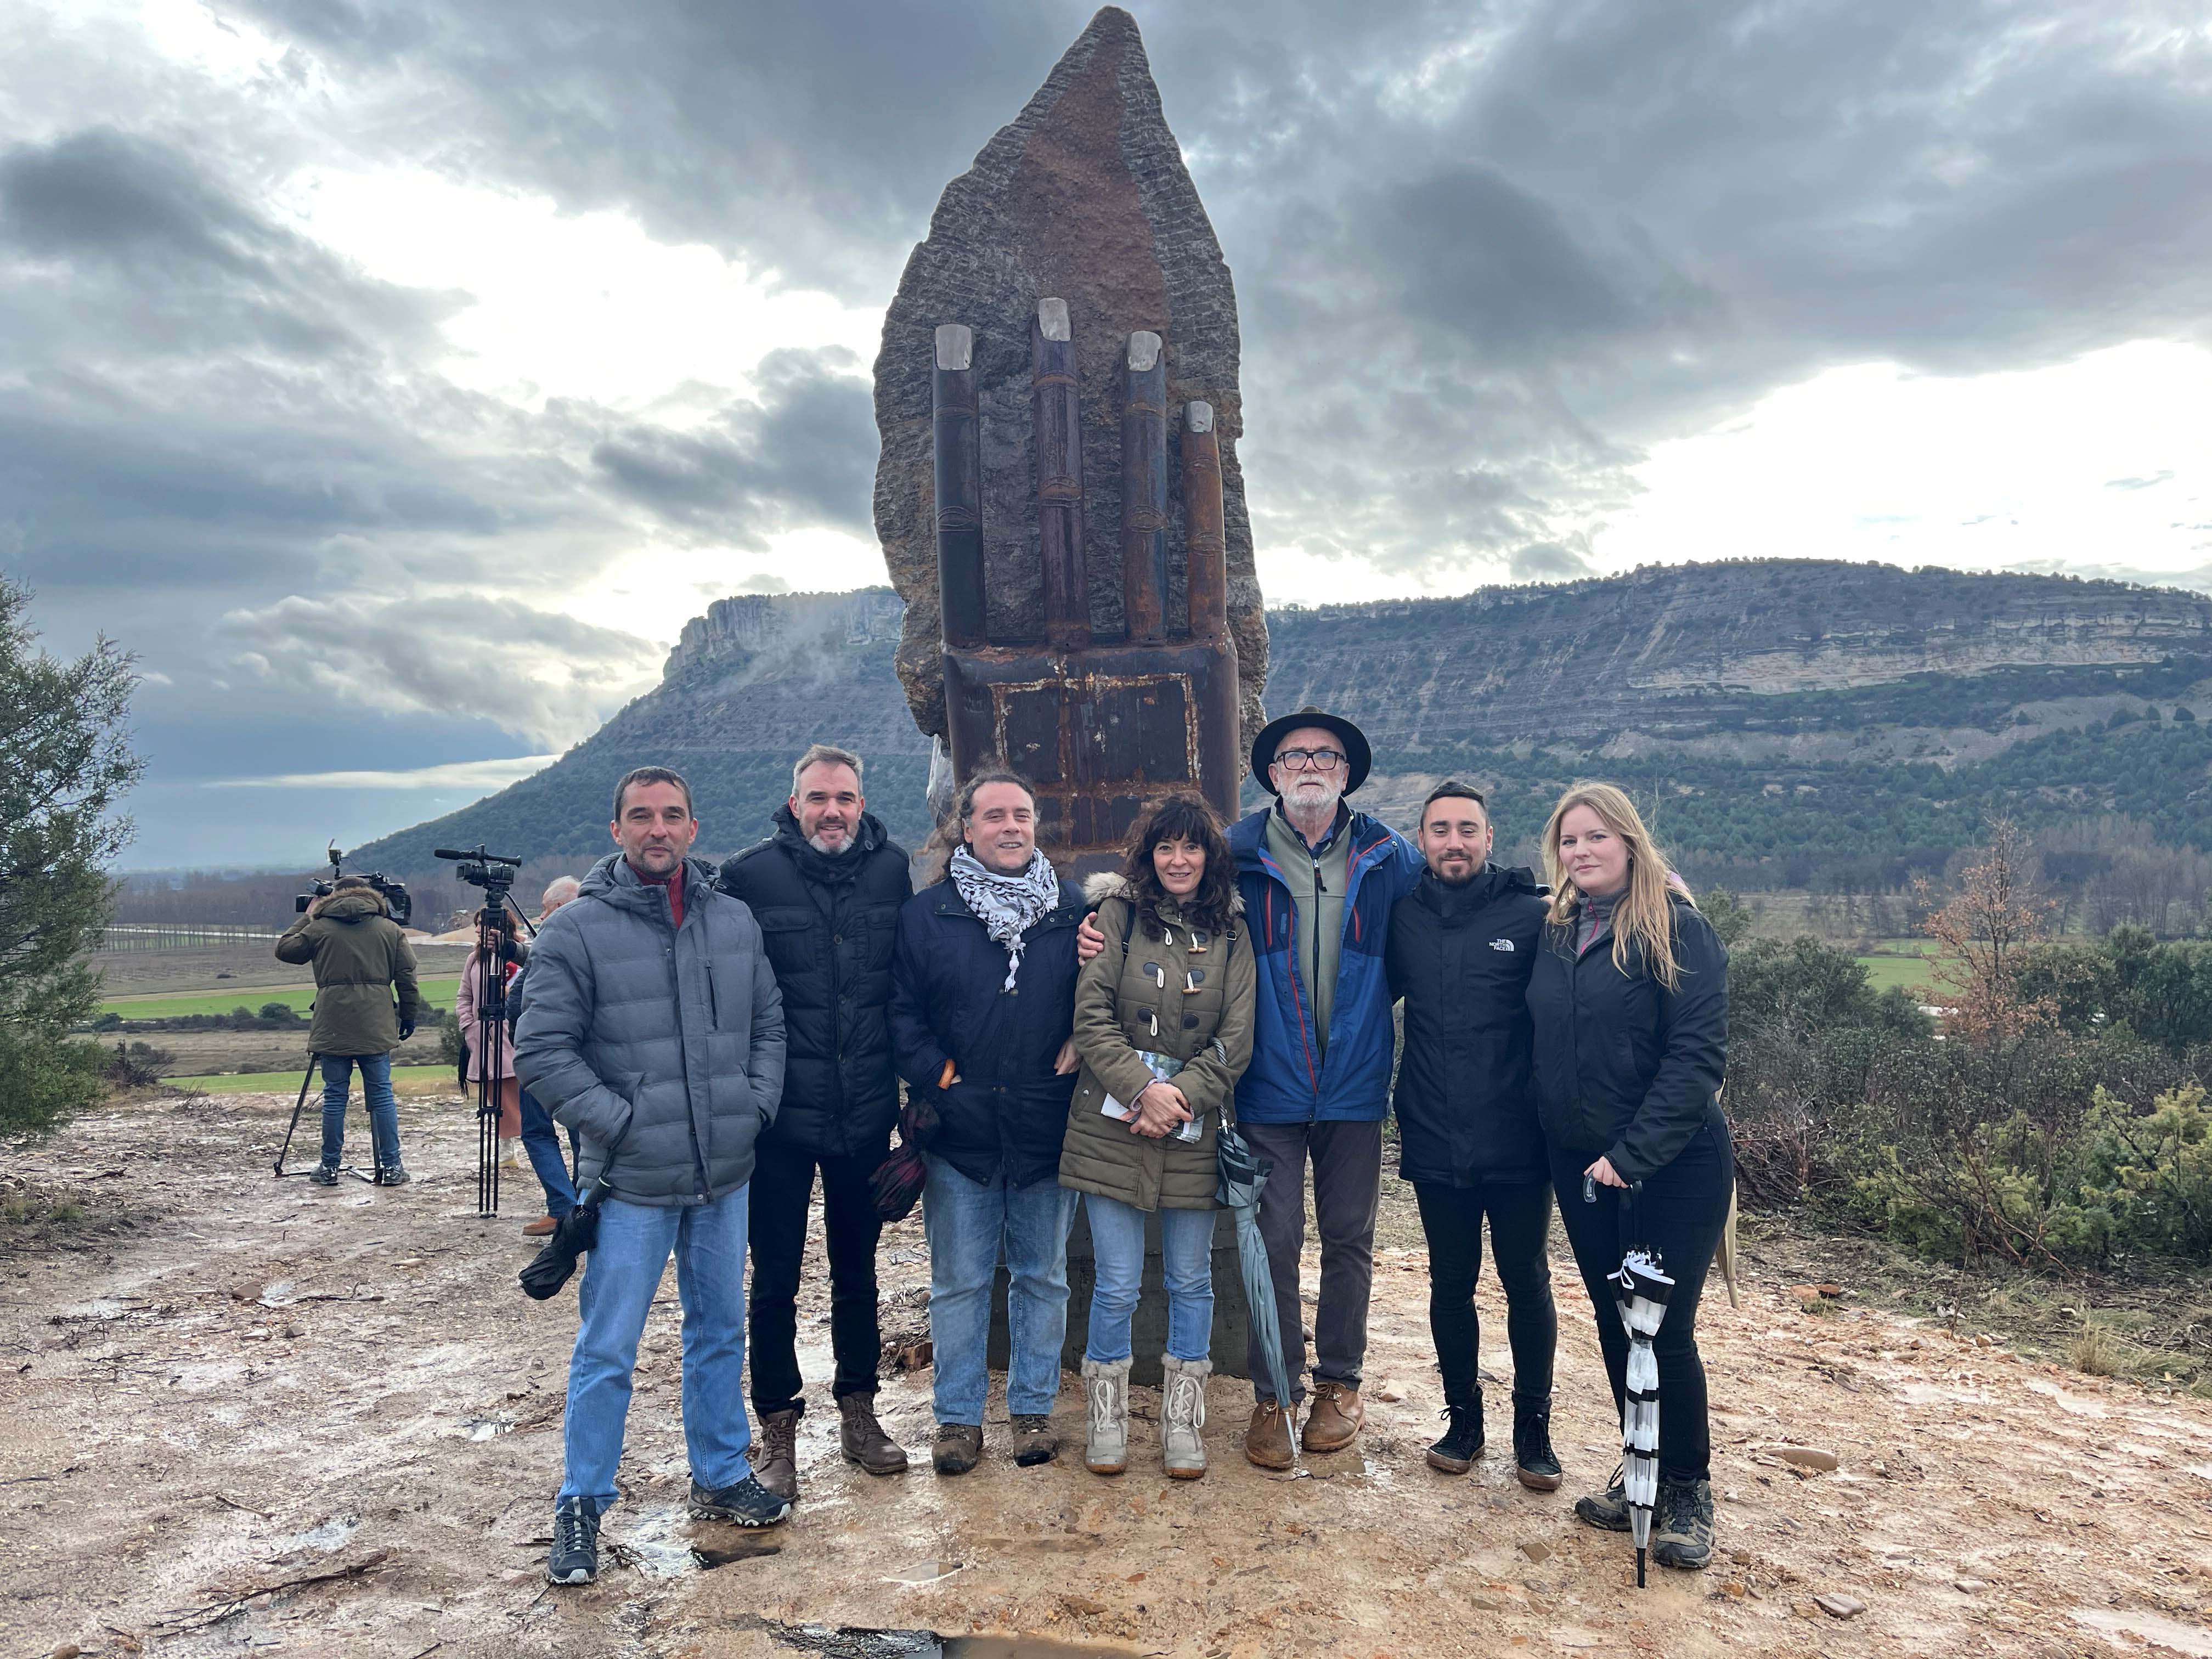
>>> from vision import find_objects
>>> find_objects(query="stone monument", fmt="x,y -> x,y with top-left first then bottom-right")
872,7 -> 1267,1382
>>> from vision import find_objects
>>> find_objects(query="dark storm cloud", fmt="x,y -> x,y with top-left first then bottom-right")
589,347 -> 876,543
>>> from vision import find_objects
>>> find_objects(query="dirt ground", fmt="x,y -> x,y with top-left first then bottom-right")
5,1093 -> 2212,1659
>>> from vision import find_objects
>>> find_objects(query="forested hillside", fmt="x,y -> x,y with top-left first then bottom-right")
350,561 -> 2212,906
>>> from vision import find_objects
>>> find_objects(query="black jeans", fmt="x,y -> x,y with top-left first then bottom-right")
1411,1179 -> 1556,1409
1550,1118 -> 1734,1483
747,1139 -> 887,1415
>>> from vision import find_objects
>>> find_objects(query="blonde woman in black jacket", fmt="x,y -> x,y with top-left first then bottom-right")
1524,782 -> 1731,1572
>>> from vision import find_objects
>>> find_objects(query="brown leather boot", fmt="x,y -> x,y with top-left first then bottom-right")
1243,1398 -> 1295,1470
837,1391 -> 909,1474
753,1406 -> 801,1502
1300,1381 -> 1363,1453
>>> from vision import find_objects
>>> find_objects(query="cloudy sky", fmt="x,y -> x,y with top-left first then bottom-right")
4,1 -> 2209,868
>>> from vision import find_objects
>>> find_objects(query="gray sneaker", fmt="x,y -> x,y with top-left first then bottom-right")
547,1498 -> 600,1585
1574,1462 -> 1633,1532
308,1164 -> 338,1188
376,1164 -> 410,1187
1651,1478 -> 1714,1570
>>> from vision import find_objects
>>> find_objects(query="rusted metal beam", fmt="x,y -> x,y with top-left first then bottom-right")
932,323 -> 986,650
1182,400 -> 1227,645
1120,331 -> 1169,644
1032,298 -> 1090,650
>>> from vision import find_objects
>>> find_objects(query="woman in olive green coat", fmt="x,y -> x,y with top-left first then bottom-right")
1063,794 -> 1256,1479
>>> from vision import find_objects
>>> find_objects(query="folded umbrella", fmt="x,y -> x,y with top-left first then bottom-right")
1215,1122 -> 1294,1417
1607,1181 -> 1674,1589
871,1094 -> 941,1223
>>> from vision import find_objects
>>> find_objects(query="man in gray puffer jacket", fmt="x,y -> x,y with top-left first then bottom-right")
515,766 -> 789,1586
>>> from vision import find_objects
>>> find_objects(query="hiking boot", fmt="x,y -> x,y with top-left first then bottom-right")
376,1164 -> 410,1187
932,1421 -> 983,1476
837,1392 -> 908,1475
1160,1355 -> 1211,1480
1011,1413 -> 1059,1466
752,1407 -> 800,1502
1425,1392 -> 1483,1475
687,1473 -> 790,1527
309,1164 -> 338,1188
1300,1381 -> 1363,1453
546,1498 -> 600,1585
1081,1358 -> 1131,1475
523,1215 -> 558,1237
1513,1396 -> 1562,1492
1651,1478 -> 1715,1570
1575,1462 -> 1633,1532
1243,1398 -> 1295,1470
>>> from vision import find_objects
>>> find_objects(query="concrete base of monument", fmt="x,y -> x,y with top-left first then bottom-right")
985,1204 -> 1255,1388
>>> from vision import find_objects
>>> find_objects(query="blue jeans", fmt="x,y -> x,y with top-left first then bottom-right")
319,1053 -> 400,1171
519,1088 -> 578,1218
921,1154 -> 1076,1425
1083,1193 -> 1217,1364
560,1185 -> 753,1510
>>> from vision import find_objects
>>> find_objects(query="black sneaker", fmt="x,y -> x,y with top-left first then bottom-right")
547,1498 -> 600,1585
1650,1477 -> 1714,1570
308,1164 -> 338,1188
688,1473 -> 792,1527
1424,1399 -> 1484,1475
1513,1397 -> 1562,1492
1574,1462 -> 1633,1532
376,1164 -> 410,1187
1011,1413 -> 1059,1466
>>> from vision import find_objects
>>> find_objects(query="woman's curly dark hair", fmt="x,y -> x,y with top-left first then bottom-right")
1118,792 -> 1236,940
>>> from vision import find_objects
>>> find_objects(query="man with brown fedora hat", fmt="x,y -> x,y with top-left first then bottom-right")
1224,706 -> 1421,1467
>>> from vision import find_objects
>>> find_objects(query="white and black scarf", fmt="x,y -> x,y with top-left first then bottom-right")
949,845 -> 1061,991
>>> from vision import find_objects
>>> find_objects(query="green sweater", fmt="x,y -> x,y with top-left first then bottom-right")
1266,803 -> 1351,1053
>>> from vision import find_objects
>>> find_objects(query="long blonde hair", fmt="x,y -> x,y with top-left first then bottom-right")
1541,781 -> 1694,991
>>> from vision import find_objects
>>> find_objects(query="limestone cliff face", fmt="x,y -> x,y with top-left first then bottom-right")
663,589 -> 904,684
1261,562 -> 2212,755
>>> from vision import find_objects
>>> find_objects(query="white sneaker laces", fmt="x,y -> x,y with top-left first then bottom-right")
1090,1378 -> 1120,1436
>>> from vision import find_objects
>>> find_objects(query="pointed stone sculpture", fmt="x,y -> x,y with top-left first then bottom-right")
872,6 -> 1268,805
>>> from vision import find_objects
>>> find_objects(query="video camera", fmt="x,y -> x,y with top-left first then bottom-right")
435,844 -> 524,902
297,843 -> 413,927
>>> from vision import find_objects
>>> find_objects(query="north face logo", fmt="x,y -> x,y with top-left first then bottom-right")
1489,938 -> 1516,952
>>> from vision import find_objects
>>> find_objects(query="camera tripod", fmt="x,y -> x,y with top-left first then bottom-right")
436,844 -> 531,1217
272,1053 -> 398,1183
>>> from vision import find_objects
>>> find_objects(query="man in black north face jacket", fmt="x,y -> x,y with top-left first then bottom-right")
718,746 -> 912,1495
1385,781 -> 1562,1492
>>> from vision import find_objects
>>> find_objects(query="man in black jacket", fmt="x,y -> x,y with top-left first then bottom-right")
1386,782 -> 1562,1491
719,744 -> 912,1498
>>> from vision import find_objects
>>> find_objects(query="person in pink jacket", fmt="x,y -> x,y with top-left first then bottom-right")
456,915 -> 526,1150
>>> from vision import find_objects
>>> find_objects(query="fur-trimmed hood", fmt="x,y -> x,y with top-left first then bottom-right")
1080,870 -> 1244,916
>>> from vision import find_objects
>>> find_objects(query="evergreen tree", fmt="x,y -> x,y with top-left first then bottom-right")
0,579 -> 142,1132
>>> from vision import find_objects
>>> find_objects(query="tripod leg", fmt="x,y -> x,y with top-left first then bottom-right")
275,1053 -> 319,1176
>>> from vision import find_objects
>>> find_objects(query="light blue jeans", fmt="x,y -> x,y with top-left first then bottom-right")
559,1185 -> 752,1511
922,1154 -> 1076,1425
319,1053 -> 400,1171
1083,1193 -> 1217,1364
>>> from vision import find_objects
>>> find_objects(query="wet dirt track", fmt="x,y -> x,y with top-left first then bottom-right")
5,1095 -> 2211,1658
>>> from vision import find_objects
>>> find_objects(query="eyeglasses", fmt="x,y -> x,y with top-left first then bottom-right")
1274,747 -> 1346,772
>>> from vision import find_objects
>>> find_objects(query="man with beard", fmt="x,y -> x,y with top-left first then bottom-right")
1386,782 -> 1561,1491
1226,708 -> 1422,1467
718,744 -> 913,1498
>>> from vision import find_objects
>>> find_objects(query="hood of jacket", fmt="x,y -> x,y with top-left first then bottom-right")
1412,863 -> 1544,919
771,802 -> 887,888
577,850 -> 716,914
319,888 -> 390,923
1079,870 -> 1244,920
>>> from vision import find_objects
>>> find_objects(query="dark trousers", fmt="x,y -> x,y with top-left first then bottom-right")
1242,1119 -> 1383,1404
1411,1179 -> 1557,1408
1550,1119 -> 1734,1483
747,1138 -> 886,1414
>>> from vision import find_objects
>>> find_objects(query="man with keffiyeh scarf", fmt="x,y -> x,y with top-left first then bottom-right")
888,766 -> 1088,1476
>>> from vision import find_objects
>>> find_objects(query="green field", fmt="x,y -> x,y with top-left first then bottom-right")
169,1064 -> 459,1096
102,976 -> 462,1021
1855,943 -> 1944,993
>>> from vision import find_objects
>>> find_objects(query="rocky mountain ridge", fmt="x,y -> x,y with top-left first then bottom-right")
350,560 -> 2212,882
